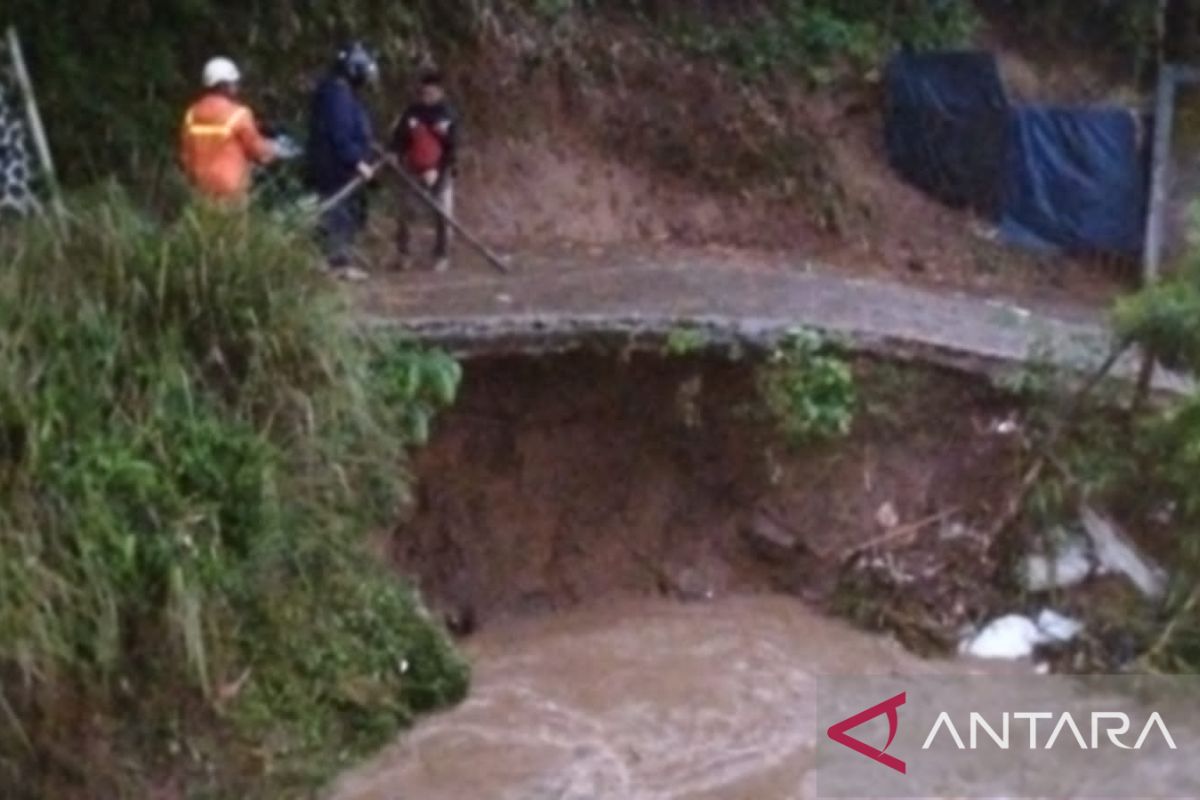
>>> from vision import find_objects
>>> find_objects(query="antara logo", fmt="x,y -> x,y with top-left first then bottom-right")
921,711 -> 1177,751
827,692 -> 1178,775
826,692 -> 907,774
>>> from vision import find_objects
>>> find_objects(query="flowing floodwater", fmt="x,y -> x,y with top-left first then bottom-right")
329,595 -> 1024,800
326,353 -> 1200,799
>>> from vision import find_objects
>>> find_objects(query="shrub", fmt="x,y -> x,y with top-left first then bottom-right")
663,326 -> 711,356
0,190 -> 468,796
757,328 -> 856,445
1042,249 -> 1200,671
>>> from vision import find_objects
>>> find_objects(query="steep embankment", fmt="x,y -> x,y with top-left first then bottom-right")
0,200 -> 469,799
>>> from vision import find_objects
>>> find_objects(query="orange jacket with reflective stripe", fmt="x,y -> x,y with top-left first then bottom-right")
179,93 -> 274,199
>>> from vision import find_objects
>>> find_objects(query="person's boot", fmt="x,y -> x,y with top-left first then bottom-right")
326,254 -> 368,282
432,257 -> 450,273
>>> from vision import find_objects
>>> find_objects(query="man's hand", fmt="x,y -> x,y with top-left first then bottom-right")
421,169 -> 439,188
357,161 -> 378,181
272,134 -> 302,161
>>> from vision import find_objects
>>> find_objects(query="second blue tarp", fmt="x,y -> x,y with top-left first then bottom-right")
998,106 -> 1148,256
884,51 -> 1150,258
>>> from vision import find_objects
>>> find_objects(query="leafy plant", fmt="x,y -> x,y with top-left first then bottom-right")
663,326 -> 710,357
371,339 -> 463,446
757,328 -> 856,445
1115,279 -> 1200,373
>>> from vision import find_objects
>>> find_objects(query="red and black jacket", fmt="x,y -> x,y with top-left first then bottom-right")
390,101 -> 459,179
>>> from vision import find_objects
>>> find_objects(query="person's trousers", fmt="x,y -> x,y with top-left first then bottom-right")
317,192 -> 368,268
396,177 -> 454,259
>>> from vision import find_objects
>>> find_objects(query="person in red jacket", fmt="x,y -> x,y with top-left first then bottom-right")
390,71 -> 459,272
179,57 -> 278,202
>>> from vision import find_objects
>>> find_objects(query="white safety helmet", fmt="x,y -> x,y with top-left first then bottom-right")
202,57 -> 241,88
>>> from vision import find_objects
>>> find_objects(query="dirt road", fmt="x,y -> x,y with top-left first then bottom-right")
355,247 -> 1180,391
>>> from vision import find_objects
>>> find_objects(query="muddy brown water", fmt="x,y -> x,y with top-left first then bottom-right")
328,595 -> 1200,800
328,595 -> 944,800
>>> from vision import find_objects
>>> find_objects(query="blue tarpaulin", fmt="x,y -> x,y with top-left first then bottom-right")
884,51 -> 1149,259
998,107 -> 1147,255
885,51 -> 1009,216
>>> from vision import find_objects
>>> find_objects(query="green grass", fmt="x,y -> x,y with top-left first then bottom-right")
0,190 -> 468,797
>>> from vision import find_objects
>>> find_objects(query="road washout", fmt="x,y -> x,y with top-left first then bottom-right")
389,353 -> 1022,632
331,350 -> 1172,799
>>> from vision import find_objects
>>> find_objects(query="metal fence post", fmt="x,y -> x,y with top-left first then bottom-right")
1143,65 -> 1178,284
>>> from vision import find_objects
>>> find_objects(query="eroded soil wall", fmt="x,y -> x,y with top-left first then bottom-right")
394,353 -> 1026,644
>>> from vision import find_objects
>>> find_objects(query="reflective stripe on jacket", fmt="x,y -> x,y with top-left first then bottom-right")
179,93 -> 274,198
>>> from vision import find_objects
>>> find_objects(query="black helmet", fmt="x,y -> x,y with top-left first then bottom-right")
336,41 -> 378,86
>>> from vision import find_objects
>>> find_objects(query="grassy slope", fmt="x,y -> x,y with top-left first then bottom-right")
0,193 -> 467,797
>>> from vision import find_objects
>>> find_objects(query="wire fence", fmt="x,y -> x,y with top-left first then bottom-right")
0,40 -> 42,217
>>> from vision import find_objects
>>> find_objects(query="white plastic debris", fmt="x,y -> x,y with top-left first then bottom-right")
1019,534 -> 1093,592
959,610 -> 1083,660
960,615 -> 1044,659
1080,506 -> 1167,600
1034,609 -> 1084,642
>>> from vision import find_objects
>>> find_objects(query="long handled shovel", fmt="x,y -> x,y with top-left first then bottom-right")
309,171 -> 373,218
379,155 -> 512,274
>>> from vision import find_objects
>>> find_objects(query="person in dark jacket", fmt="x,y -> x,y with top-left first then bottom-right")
306,41 -> 379,279
390,70 -> 459,272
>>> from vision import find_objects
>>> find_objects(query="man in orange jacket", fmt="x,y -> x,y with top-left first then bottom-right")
180,57 -> 279,201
